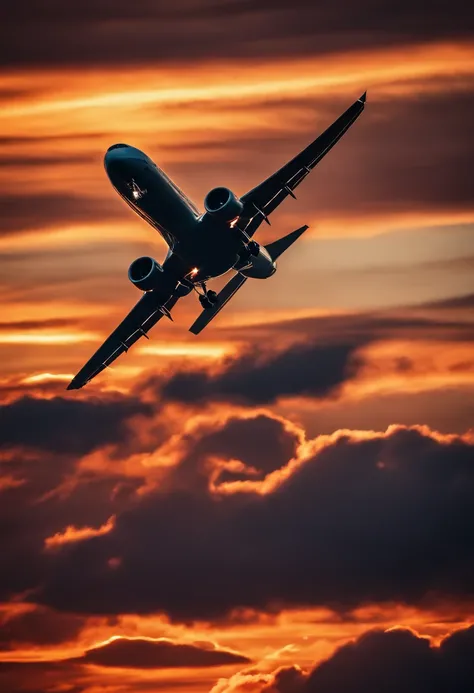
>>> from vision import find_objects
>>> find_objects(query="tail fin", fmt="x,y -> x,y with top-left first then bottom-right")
264,225 -> 309,261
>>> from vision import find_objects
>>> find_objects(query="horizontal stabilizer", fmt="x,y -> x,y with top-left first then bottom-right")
264,224 -> 309,261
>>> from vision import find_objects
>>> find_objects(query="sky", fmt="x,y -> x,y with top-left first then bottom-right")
0,1 -> 474,692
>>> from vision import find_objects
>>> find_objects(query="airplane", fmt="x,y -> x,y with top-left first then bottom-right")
67,92 -> 367,390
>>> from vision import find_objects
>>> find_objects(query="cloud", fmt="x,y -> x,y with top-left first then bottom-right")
161,413 -> 304,493
0,394 -> 152,454
214,626 -> 474,693
35,425 -> 474,621
0,318 -> 81,332
0,637 -> 249,692
0,192 -> 122,236
194,414 -> 302,478
79,636 -> 250,668
424,293 -> 474,311
239,298 -> 474,347
0,605 -> 85,649
1,0 -> 473,68
160,340 -> 364,405
299,626 -> 474,693
1,81 -> 474,250
0,395 -> 147,602
168,87 -> 474,222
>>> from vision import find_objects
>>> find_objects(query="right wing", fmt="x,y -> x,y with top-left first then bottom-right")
238,92 -> 366,238
189,274 -> 247,335
67,292 -> 179,390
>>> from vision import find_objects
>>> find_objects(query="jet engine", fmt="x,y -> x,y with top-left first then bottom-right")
204,187 -> 243,222
128,256 -> 166,292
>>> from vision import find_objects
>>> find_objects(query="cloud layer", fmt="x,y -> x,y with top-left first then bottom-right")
214,626 -> 474,692
2,1 -> 473,67
30,424 -> 474,621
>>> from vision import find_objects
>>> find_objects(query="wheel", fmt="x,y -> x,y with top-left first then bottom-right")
248,241 -> 259,256
207,290 -> 218,304
199,295 -> 212,310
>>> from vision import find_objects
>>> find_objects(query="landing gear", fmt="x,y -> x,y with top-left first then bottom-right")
197,285 -> 218,310
199,295 -> 213,310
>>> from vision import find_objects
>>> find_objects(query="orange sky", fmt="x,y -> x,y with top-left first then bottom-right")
1,2 -> 474,692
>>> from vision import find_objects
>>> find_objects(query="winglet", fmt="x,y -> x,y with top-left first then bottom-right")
66,378 -> 81,391
358,91 -> 367,104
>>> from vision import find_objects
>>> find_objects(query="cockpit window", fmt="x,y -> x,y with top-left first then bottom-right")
128,178 -> 147,200
108,143 -> 128,150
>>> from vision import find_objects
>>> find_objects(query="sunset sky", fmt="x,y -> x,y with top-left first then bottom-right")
1,2 -> 474,692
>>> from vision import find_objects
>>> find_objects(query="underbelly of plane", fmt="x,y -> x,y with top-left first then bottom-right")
179,236 -> 242,280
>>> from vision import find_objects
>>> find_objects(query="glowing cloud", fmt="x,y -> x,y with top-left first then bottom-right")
44,516 -> 116,550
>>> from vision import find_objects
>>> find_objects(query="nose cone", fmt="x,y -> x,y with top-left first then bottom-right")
104,143 -> 133,167
107,143 -> 130,152
104,143 -> 146,166
104,144 -> 148,186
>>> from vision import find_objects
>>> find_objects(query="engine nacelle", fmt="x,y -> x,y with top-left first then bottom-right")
204,187 -> 243,222
128,256 -> 165,292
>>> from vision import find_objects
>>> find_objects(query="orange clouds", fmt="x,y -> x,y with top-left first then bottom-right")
1,6 -> 474,692
44,515 -> 116,550
2,42 -> 473,127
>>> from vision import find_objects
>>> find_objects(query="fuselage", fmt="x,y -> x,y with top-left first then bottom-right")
104,143 -> 273,283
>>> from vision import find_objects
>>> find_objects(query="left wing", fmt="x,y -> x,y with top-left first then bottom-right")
189,273 -> 247,335
67,293 -> 179,390
238,92 -> 366,238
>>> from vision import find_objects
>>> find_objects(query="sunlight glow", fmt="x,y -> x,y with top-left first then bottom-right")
1,42 -> 473,122
138,342 -> 234,358
22,373 -> 74,383
0,332 -> 98,345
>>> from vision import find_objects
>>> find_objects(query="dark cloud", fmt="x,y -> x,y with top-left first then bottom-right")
0,192 -> 123,236
220,627 -> 474,692
194,414 -> 301,478
155,289 -> 474,407
1,0 -> 473,68
0,659 -> 80,693
0,133 -> 106,146
163,413 -> 303,493
0,154 -> 93,169
0,243 -> 147,303
336,90 -> 474,217
424,293 -> 474,310
230,298 -> 474,347
0,395 -> 152,454
79,636 -> 250,668
36,425 -> 474,621
0,394 -> 151,602
0,605 -> 85,649
0,637 -> 249,693
0,318 -> 80,331
270,626 -> 474,693
160,340 -> 363,405
0,463 -> 142,603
